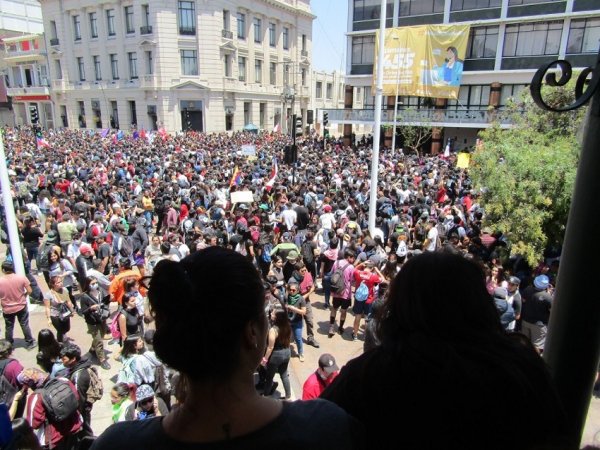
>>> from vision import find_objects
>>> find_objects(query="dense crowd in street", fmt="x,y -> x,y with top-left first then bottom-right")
0,125 -> 566,449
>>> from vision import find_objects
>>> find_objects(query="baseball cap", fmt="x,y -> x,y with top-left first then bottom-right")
286,250 -> 299,261
79,243 -> 94,255
323,205 -> 332,212
318,353 -> 339,375
135,384 -> 155,402
534,275 -> 550,290
508,276 -> 521,286
47,230 -> 58,241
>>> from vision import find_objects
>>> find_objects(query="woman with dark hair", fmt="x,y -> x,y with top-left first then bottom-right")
42,271 -> 76,343
110,382 -> 134,423
92,247 -> 363,449
117,293 -> 143,343
21,217 -> 44,272
117,334 -> 144,384
35,328 -> 63,375
261,307 -> 293,399
321,251 -> 568,450
80,276 -> 110,370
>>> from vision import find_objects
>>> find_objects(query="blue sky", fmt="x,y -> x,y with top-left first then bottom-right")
310,1 -> 348,73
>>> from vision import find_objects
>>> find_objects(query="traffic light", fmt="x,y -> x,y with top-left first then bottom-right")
283,144 -> 298,164
323,111 -> 329,127
29,105 -> 39,124
295,115 -> 303,138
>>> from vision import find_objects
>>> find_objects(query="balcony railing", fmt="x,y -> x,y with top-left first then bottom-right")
6,86 -> 50,96
321,108 -> 516,128
140,75 -> 157,89
50,38 -> 59,46
222,29 -> 233,39
179,26 -> 196,35
140,25 -> 153,35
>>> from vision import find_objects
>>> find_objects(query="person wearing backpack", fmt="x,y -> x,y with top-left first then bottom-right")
493,287 -> 516,331
37,230 -> 62,285
328,248 -> 356,338
350,260 -> 383,342
60,344 -> 103,437
22,367 -> 84,449
0,340 -> 24,410
133,330 -> 173,408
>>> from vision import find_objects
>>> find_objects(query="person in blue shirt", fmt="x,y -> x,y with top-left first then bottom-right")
436,46 -> 464,86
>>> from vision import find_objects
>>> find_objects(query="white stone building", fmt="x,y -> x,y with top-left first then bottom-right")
40,0 -> 314,133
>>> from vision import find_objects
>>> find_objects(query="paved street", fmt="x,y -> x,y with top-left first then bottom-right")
7,272 -> 600,446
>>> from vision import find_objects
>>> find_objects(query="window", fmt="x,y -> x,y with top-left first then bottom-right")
270,62 -> 276,85
255,59 -> 262,83
55,59 -> 62,79
110,54 -> 119,79
254,17 -> 262,43
78,101 -> 86,128
178,1 -> 196,35
269,22 -> 276,47
237,12 -> 246,39
260,103 -> 266,128
129,100 -> 137,125
283,27 -> 289,50
50,20 -> 58,40
326,83 -> 332,99
128,52 -> 138,79
143,5 -> 150,27
316,81 -> 323,98
73,15 -> 81,41
352,35 -> 375,65
93,55 -> 101,80
124,6 -> 134,34
467,26 -> 498,58
77,57 -> 85,81
363,86 -> 375,109
567,18 -> 600,54
106,9 -> 116,36
499,84 -> 528,106
89,13 -> 98,38
223,10 -> 230,31
447,84 -> 490,110
238,56 -> 246,81
244,101 -> 251,125
503,21 -> 562,57
302,34 -> 307,52
110,101 -> 119,128
284,64 -> 289,85
225,111 -> 233,131
301,68 -> 306,86
400,0 -> 444,16
354,0 -> 393,21
146,51 -> 153,74
224,54 -> 232,77
180,49 -> 198,75
451,0 -> 501,10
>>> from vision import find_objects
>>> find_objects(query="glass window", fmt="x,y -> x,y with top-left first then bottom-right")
238,56 -> 246,81
78,101 -> 86,128
283,27 -> 289,50
316,81 -> 322,98
447,85 -> 490,110
146,51 -> 153,75
223,10 -> 230,31
302,34 -> 307,52
364,86 -> 375,109
73,15 -> 81,41
270,62 -> 276,85
326,83 -> 332,99
269,22 -> 276,47
178,1 -> 196,35
130,100 -> 137,125
254,18 -> 262,43
467,26 -> 498,58
503,21 -> 563,57
128,52 -> 138,79
143,5 -> 150,27
301,68 -> 306,86
237,12 -> 246,39
224,54 -> 232,77
499,84 -> 527,106
567,18 -> 600,54
181,49 -> 198,75
399,0 -> 444,16
55,60 -> 62,79
107,10 -> 116,36
93,55 -> 101,80
255,59 -> 262,83
354,0 -> 393,22
110,54 -> 119,79
89,13 -> 98,38
451,0 -> 501,10
77,57 -> 85,81
351,35 -> 375,65
124,6 -> 134,34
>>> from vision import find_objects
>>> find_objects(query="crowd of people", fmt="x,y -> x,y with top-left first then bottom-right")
0,125 -> 570,449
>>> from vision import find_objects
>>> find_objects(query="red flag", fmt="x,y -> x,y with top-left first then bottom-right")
265,158 -> 278,192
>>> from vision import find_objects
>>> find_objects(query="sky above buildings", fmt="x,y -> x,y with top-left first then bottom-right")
311,1 -> 348,73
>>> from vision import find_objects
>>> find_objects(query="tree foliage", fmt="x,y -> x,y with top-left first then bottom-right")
469,81 -> 585,266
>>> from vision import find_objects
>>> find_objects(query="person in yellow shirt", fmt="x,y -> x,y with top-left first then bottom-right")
142,190 -> 154,231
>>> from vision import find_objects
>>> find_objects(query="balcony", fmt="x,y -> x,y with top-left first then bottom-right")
222,29 -> 233,39
6,85 -> 50,96
49,38 -> 59,46
52,80 -> 68,91
321,108 -> 516,128
140,25 -> 153,35
4,49 -> 47,63
140,75 -> 157,89
179,26 -> 196,36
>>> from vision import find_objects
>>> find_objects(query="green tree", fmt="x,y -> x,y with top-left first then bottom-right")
470,81 -> 584,266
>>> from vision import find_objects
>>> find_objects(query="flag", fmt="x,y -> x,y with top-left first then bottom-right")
158,127 -> 167,141
36,137 -> 50,149
265,158 -> 278,192
273,123 -> 281,133
140,129 -> 147,140
229,166 -> 242,188
147,132 -> 155,145
112,134 -> 117,144
100,128 -> 109,138
133,131 -> 139,139
117,130 -> 124,140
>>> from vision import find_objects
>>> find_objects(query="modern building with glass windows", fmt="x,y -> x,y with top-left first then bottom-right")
342,0 -> 599,152
40,0 -> 314,132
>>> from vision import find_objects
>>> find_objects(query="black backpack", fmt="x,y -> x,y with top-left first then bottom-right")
301,241 -> 314,264
330,262 -> 349,295
40,378 -> 79,423
0,359 -> 18,406
36,242 -> 54,271
119,235 -> 134,258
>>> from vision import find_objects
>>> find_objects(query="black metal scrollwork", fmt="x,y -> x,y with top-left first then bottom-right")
530,49 -> 600,113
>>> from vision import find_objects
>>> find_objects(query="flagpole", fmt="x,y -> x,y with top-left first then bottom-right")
368,0 -> 387,235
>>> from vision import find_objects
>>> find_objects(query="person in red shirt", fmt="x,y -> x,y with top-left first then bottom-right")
302,353 -> 339,400
351,260 -> 383,341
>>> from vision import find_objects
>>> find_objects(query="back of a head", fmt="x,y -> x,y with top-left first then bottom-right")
149,247 -> 264,382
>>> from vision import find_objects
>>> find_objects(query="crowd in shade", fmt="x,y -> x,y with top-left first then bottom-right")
0,125 -> 576,449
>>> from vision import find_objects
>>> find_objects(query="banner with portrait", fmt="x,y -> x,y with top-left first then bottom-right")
373,24 -> 470,99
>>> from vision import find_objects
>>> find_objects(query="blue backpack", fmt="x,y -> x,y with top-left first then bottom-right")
262,243 -> 273,263
355,281 -> 369,302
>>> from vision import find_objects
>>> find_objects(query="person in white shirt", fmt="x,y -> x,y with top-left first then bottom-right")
281,203 -> 297,232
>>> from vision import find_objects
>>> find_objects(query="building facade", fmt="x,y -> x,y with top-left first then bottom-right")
40,0 -> 314,133
342,0 -> 599,152
0,0 -> 45,126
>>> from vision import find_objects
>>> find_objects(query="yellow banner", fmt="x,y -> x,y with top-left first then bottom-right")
374,24 -> 470,99
456,152 -> 470,169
